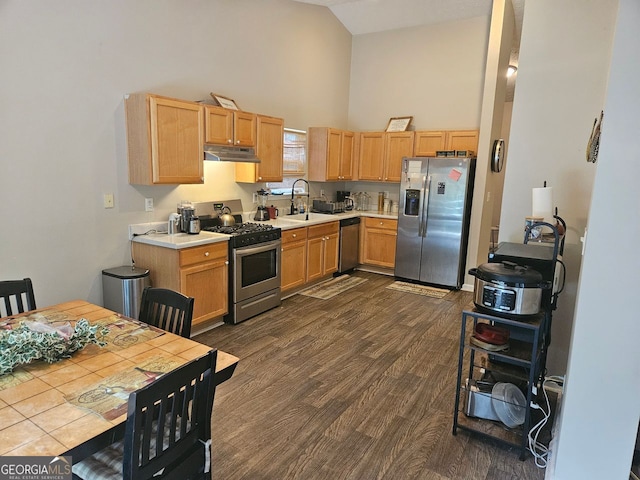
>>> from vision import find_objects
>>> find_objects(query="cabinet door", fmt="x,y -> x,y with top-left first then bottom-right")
281,240 -> 307,291
204,105 -> 233,145
323,233 -> 340,275
361,218 -> 398,268
150,96 -> 204,184
446,130 -> 479,153
325,128 -> 342,181
306,236 -> 324,283
414,131 -> 447,157
233,111 -> 257,147
340,131 -> 355,180
236,115 -> 283,183
384,132 -> 414,182
179,259 -> 228,325
358,132 -> 385,181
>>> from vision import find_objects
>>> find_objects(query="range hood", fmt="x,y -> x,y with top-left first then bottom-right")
203,145 -> 260,163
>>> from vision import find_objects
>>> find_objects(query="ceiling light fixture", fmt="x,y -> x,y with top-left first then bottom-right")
507,65 -> 518,77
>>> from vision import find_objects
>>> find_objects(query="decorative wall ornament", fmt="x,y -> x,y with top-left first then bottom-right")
586,111 -> 604,163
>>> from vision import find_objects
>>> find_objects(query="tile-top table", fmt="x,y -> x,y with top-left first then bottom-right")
0,300 -> 238,461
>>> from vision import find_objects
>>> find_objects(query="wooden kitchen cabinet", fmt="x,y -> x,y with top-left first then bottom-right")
281,227 -> 308,292
358,131 -> 413,182
204,105 -> 256,147
306,222 -> 339,283
446,130 -> 479,152
125,93 -> 204,185
414,130 -> 479,156
131,241 -> 229,328
308,127 -> 355,181
235,114 -> 284,183
360,217 -> 398,268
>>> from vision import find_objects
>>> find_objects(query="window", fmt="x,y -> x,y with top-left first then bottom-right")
267,128 -> 307,194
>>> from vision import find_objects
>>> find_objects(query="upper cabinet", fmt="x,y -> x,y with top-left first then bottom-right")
414,130 -> 479,156
204,105 -> 256,147
125,93 -> 204,185
235,114 -> 284,183
308,127 -> 355,182
358,131 -> 414,182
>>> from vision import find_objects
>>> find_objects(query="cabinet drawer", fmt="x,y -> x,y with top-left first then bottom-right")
282,227 -> 308,244
364,217 -> 398,231
179,242 -> 228,267
308,222 -> 339,239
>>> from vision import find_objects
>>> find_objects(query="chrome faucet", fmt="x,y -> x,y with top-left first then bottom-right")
291,178 -> 310,220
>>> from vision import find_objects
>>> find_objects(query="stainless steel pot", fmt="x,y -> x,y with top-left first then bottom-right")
469,262 -> 551,317
219,206 -> 236,226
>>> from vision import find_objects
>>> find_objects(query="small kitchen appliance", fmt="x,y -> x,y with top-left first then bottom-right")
311,199 -> 344,214
468,261 -> 551,317
254,189 -> 270,221
178,202 -> 195,233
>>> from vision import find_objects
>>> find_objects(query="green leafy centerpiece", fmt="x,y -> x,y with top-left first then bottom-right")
0,319 -> 109,375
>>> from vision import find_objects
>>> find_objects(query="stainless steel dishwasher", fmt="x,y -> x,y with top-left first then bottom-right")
338,217 -> 360,273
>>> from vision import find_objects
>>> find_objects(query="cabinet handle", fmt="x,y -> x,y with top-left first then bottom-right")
235,140 -> 240,145
292,234 -> 297,238
225,261 -> 229,265
204,252 -> 209,257
380,221 -> 384,226
227,139 -> 232,144
258,176 -> 262,180
281,248 -> 284,252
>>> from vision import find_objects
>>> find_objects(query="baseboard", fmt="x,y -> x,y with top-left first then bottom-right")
355,265 -> 395,276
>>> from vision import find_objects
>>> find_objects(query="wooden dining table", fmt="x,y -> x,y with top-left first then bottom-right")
0,300 -> 238,462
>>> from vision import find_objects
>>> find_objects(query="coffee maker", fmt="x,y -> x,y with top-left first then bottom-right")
254,189 -> 270,221
337,190 -> 354,211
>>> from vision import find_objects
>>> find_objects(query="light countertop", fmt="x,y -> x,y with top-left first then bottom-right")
131,230 -> 229,250
130,210 -> 398,249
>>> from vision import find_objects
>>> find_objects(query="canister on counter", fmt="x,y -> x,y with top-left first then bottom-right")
378,192 -> 384,211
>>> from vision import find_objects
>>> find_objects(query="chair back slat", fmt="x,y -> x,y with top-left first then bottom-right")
123,349 -> 217,480
138,287 -> 194,338
0,278 -> 36,318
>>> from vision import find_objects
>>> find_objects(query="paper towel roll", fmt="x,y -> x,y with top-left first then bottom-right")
532,187 -> 553,222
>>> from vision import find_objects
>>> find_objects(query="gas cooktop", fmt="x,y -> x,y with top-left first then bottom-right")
202,221 -> 280,248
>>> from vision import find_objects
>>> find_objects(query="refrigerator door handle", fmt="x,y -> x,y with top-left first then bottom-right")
419,174 -> 431,237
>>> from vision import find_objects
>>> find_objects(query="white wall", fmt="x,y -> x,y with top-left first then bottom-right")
550,1 -> 640,477
0,0 -> 352,307
498,0 -> 618,375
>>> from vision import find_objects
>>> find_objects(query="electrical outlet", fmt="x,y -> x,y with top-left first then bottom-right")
103,193 -> 114,209
320,189 -> 325,197
145,198 -> 154,212
252,193 -> 258,203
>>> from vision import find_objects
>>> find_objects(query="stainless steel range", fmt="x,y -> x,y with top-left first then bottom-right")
194,200 -> 281,325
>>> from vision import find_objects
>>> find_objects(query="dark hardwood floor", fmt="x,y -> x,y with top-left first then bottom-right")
195,271 -> 546,480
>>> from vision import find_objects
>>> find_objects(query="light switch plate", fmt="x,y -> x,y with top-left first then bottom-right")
145,198 -> 154,212
103,193 -> 114,209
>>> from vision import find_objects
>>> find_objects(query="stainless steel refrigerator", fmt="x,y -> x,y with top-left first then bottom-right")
395,157 -> 475,289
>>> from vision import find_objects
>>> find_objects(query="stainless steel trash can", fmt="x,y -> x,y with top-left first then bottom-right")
102,266 -> 150,319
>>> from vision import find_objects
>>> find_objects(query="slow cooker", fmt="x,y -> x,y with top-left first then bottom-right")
469,261 -> 551,317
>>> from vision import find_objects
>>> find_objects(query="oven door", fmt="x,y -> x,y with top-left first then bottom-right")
232,239 -> 281,303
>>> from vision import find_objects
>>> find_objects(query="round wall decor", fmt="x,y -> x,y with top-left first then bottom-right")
491,139 -> 505,173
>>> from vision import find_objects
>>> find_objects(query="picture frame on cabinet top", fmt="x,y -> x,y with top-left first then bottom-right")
210,93 -> 239,110
385,116 -> 413,132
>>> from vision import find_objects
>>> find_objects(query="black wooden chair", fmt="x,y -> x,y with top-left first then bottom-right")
72,349 -> 218,480
138,287 -> 194,338
0,278 -> 36,318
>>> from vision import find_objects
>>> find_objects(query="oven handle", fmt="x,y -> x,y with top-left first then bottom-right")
234,239 -> 282,257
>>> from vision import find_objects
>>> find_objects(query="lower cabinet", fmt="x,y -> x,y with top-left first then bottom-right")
281,227 -> 307,292
131,241 -> 229,327
360,217 -> 398,268
306,222 -> 339,283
